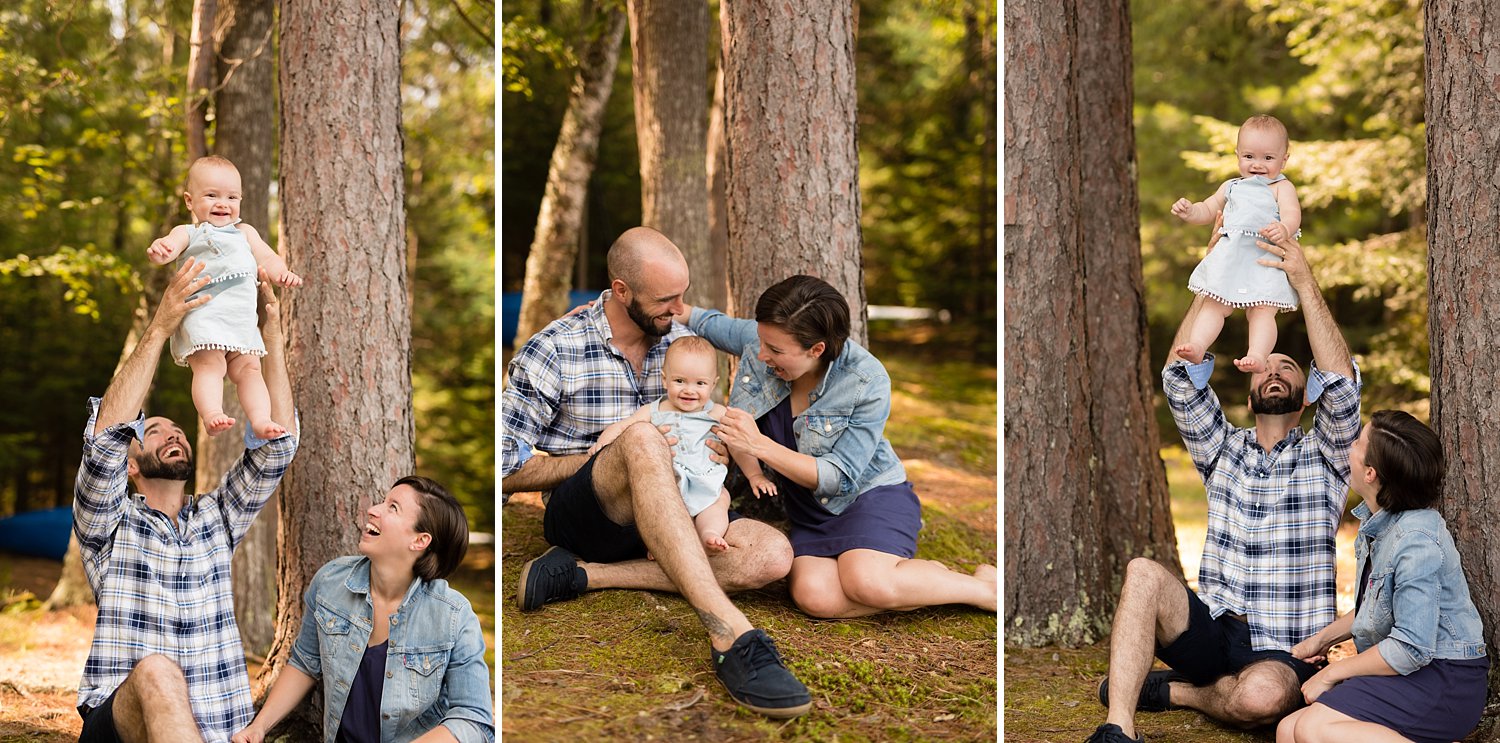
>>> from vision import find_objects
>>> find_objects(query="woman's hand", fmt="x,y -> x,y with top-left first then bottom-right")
1300,667 -> 1338,704
712,407 -> 763,458
1291,634 -> 1333,665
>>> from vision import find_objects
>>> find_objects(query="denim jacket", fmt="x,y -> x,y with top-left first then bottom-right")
690,309 -> 906,515
289,556 -> 495,743
1350,502 -> 1487,675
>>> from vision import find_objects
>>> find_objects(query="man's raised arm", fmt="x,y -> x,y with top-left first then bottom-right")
1259,233 -> 1354,379
95,259 -> 213,435
256,268 -> 296,434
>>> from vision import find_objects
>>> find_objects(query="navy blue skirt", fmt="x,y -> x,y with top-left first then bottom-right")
757,398 -> 921,559
1317,655 -> 1489,743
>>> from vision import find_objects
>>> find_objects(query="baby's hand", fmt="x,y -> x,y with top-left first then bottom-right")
270,268 -> 303,288
147,238 -> 176,264
1170,198 -> 1194,221
748,474 -> 778,498
1261,221 -> 1289,244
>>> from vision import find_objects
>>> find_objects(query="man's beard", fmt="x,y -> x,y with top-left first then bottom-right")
135,451 -> 194,481
1250,383 -> 1304,415
626,297 -> 669,341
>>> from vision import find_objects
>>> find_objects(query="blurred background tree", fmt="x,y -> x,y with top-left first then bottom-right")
0,1 -> 496,533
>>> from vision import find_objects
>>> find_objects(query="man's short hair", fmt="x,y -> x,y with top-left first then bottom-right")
1366,410 -> 1445,513
400,475 -> 470,581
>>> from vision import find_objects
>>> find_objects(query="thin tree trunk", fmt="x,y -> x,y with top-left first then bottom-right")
210,0 -> 278,660
512,3 -> 628,346
720,0 -> 867,345
262,3 -> 413,725
1003,0 -> 1176,648
706,62 -> 730,319
627,0 -> 711,306
187,0 -> 219,162
1426,0 -> 1500,726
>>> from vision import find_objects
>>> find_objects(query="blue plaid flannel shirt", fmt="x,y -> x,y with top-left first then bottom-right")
501,290 -> 690,494
1164,354 -> 1361,651
73,397 -> 298,742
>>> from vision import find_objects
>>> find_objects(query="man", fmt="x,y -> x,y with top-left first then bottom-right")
501,227 -> 811,718
74,260 -> 298,743
1087,231 -> 1361,743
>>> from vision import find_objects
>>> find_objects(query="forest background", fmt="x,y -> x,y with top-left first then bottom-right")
0,1 -> 497,529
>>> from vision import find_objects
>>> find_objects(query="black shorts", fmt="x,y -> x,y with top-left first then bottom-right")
1156,585 -> 1321,686
77,688 -> 122,743
542,453 -> 740,564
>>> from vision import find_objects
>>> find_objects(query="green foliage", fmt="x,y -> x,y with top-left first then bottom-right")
1135,0 -> 1428,432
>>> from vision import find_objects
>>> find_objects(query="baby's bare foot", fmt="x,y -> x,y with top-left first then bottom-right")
204,413 -> 235,435
1173,343 -> 1205,364
975,564 -> 997,584
251,420 -> 287,439
1235,354 -> 1267,373
702,534 -> 728,552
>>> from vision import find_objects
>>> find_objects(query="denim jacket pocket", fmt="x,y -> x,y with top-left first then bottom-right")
402,647 -> 453,704
800,414 -> 849,456
314,605 -> 355,663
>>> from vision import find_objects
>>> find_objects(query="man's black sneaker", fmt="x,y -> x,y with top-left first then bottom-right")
1084,723 -> 1144,743
712,629 -> 812,718
516,546 -> 586,611
1097,669 -> 1183,712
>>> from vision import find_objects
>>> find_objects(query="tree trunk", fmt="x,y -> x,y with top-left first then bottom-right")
1003,0 -> 1176,648
720,0 -> 867,345
706,62 -> 730,319
512,3 -> 628,346
209,0 -> 278,660
187,0 -> 219,162
1426,0 -> 1500,724
627,0 -> 712,307
262,1 -> 413,716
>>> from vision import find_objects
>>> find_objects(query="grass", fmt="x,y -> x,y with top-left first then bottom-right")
500,342 -> 999,741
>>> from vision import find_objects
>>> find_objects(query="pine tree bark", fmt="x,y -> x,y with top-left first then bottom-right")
1003,0 -> 1176,648
1426,0 -> 1500,722
208,0 -> 278,660
512,3 -> 628,346
261,0 -> 414,712
187,0 -> 219,161
720,0 -> 867,345
627,0 -> 714,308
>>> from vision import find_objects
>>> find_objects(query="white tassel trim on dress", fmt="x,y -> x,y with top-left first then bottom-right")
1188,286 -> 1298,313
173,343 -> 268,367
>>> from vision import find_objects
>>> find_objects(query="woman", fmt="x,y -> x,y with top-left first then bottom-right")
1276,411 -> 1487,743
688,275 -> 996,618
232,476 -> 494,743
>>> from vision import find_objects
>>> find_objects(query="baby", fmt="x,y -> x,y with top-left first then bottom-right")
1171,114 -> 1302,373
589,336 -> 775,552
147,156 -> 302,438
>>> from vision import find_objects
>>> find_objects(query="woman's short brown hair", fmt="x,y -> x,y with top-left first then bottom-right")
398,475 -> 470,581
1366,410 -> 1445,513
753,275 -> 851,362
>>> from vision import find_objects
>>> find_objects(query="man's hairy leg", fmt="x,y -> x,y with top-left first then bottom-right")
1104,558 -> 1192,739
1173,660 -> 1301,728
109,654 -> 204,743
591,422 -> 754,650
583,517 -> 793,593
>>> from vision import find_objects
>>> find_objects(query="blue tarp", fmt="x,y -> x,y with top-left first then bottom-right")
0,507 -> 71,561
501,290 -> 600,350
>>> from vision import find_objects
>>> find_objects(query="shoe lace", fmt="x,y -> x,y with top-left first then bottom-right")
737,632 -> 785,673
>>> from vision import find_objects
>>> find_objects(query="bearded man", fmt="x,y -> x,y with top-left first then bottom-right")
1086,233 -> 1362,743
73,260 -> 298,743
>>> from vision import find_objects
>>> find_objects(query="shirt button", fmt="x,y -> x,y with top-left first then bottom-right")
824,422 -> 832,431
350,642 -> 358,650
386,671 -> 394,679
742,376 -> 750,383
391,618 -> 398,625
820,497 -> 828,504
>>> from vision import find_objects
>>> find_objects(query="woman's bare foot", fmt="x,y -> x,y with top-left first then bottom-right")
203,412 -> 235,435
251,419 -> 287,439
702,533 -> 728,552
1173,343 -> 1205,364
1234,354 -> 1267,373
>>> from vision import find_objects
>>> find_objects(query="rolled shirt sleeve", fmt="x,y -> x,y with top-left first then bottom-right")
500,338 -> 563,480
